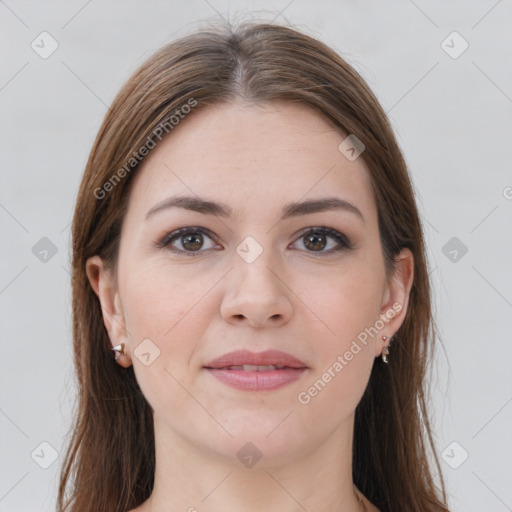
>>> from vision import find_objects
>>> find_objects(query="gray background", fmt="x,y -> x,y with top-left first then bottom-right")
1,1 -> 511,511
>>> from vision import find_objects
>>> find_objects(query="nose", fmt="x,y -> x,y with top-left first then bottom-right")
220,252 -> 293,329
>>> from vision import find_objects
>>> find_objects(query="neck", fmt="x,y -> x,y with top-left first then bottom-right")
144,413 -> 366,512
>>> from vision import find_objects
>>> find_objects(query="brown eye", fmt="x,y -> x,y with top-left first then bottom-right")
181,233 -> 204,251
293,227 -> 353,255
303,232 -> 327,251
159,227 -> 219,256
158,226 -> 353,257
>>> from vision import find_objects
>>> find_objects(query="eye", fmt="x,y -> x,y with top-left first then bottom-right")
157,226 -> 353,257
157,227 -> 220,256
291,227 -> 353,255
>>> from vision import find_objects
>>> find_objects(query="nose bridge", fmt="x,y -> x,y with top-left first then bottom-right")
233,235 -> 282,299
220,234 -> 293,326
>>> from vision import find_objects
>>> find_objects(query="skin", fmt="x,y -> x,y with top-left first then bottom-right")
87,99 -> 414,512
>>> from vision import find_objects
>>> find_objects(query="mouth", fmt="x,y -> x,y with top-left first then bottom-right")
212,364 -> 292,371
204,349 -> 308,370
204,350 -> 308,391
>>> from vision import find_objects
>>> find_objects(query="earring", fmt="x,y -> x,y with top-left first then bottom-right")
381,336 -> 391,363
111,343 -> 125,362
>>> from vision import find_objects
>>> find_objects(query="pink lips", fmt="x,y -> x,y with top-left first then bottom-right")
204,349 -> 308,391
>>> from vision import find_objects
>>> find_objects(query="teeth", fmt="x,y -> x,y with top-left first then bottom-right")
244,364 -> 275,371
223,365 -> 288,371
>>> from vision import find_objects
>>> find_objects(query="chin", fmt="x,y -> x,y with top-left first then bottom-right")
200,417 -> 313,468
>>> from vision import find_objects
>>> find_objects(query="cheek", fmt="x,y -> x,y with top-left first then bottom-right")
309,258 -> 385,348
295,259 -> 383,408
296,292 -> 377,428
120,265 -> 213,416
121,258 -> 211,336
119,261 -> 218,385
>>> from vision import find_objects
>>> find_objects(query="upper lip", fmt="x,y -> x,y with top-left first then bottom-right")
204,350 -> 308,369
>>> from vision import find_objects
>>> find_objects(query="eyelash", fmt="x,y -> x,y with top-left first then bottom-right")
156,226 -> 354,257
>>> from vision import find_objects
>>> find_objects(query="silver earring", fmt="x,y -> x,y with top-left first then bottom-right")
382,336 -> 390,363
111,343 -> 125,361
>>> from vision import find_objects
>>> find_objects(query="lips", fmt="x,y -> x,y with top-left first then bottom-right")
204,349 -> 308,370
204,350 -> 308,391
220,364 -> 287,371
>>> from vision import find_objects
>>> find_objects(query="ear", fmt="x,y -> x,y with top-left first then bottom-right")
375,248 -> 414,357
85,255 -> 132,368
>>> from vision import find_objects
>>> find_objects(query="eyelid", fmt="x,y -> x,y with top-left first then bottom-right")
291,226 -> 354,251
156,226 -> 220,251
156,225 -> 354,255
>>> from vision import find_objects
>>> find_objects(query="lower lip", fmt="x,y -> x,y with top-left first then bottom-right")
205,368 -> 307,391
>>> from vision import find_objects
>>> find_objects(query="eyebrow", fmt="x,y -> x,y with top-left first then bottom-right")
145,195 -> 364,222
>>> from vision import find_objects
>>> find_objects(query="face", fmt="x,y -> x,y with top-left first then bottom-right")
88,100 -> 413,467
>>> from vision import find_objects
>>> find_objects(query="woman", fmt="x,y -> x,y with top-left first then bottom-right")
58,21 -> 450,512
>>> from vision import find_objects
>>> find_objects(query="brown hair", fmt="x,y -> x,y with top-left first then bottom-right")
58,20 -> 450,512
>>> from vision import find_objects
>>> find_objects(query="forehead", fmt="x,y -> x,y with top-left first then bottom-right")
125,100 -> 376,223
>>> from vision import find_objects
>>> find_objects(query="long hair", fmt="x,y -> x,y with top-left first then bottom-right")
58,20 -> 449,512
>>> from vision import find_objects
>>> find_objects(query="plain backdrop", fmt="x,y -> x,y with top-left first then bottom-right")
1,1 -> 511,511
